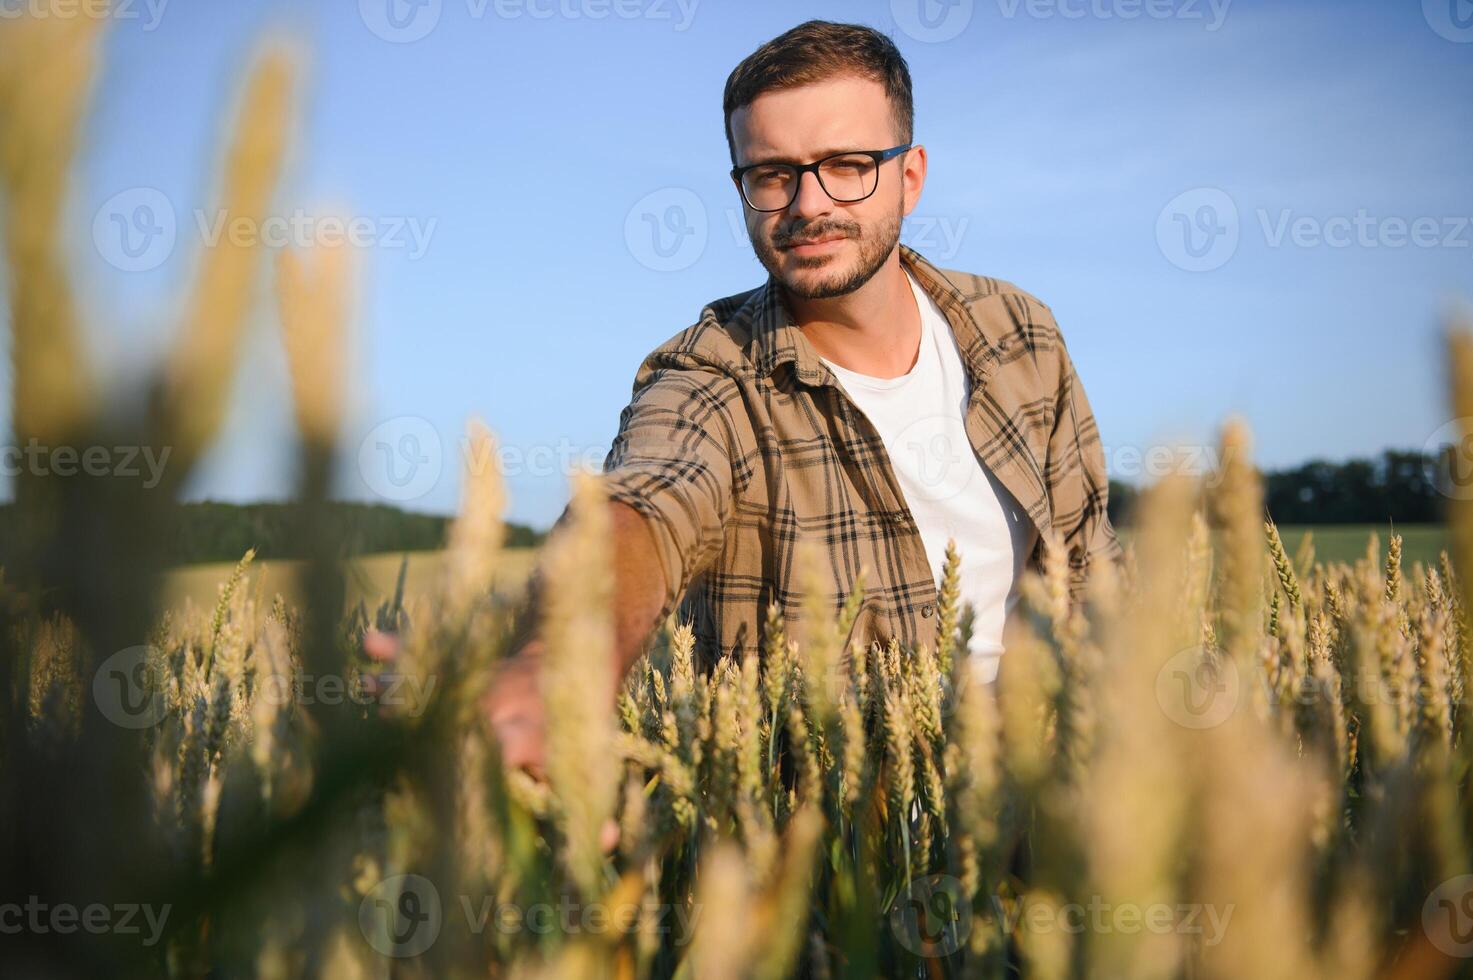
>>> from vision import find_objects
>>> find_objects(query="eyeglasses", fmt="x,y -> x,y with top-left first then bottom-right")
730,143 -> 913,213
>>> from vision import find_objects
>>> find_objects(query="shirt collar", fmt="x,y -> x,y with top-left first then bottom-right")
747,243 -> 1000,390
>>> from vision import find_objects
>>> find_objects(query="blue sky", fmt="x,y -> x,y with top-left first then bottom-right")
5,0 -> 1472,528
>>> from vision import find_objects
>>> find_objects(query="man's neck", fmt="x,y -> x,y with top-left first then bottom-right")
782,254 -> 922,380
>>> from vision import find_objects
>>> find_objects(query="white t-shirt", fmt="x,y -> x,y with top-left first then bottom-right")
818,270 -> 1038,682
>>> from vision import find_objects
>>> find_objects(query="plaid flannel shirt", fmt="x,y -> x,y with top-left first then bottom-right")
601,243 -> 1122,661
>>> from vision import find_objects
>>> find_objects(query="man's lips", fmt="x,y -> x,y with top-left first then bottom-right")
781,234 -> 847,252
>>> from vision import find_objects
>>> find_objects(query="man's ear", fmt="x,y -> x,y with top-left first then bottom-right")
901,144 -> 928,218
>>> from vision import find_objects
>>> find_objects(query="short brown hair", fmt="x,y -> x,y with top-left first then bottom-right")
722,20 -> 914,167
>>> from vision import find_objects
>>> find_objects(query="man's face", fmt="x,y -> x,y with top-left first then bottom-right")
729,74 -> 924,300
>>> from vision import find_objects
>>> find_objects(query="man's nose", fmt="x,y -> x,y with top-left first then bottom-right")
786,169 -> 833,220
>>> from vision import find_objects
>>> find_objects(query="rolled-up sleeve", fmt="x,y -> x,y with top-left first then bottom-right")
1045,322 -> 1124,603
601,362 -> 742,622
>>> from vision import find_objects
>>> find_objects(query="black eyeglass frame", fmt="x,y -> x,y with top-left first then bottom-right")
729,143 -> 914,212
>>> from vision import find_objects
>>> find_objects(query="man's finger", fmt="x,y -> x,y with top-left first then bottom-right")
493,715 -> 546,781
363,628 -> 400,663
600,818 -> 620,855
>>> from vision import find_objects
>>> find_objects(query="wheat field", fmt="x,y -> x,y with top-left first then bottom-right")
151,526 -> 1445,613
6,13 -> 1473,980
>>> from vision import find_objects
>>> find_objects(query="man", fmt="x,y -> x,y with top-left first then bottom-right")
485,20 -> 1121,775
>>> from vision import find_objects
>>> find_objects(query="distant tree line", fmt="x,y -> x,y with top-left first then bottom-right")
0,447 -> 1452,566
0,500 -> 545,567
1107,448 -> 1452,527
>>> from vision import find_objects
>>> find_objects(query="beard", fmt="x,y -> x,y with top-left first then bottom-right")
752,203 -> 903,300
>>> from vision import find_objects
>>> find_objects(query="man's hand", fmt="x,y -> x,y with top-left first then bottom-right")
360,627 -> 408,714
366,630 -> 621,851
358,500 -> 667,853
360,627 -> 549,775
476,500 -> 667,777
478,641 -> 548,779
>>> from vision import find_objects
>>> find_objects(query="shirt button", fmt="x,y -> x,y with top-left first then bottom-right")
921,604 -> 935,618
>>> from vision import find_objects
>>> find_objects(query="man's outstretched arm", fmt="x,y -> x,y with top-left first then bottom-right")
477,357 -> 742,776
